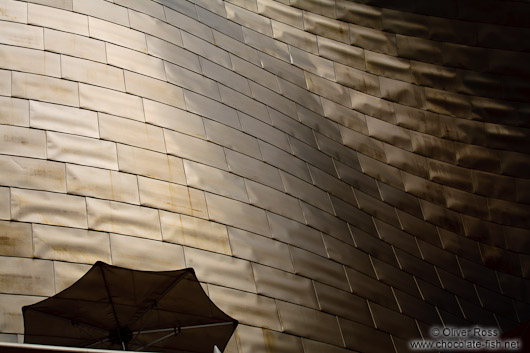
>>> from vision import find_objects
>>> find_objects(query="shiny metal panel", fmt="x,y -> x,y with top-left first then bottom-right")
289,137 -> 336,176
184,159 -> 249,202
0,0 -> 27,23
33,224 -> 110,263
207,284 -> 281,330
302,337 -> 351,353
201,57 -> 251,96
276,300 -> 343,346
146,34 -> 201,73
204,119 -> 261,160
0,221 -> 32,257
110,233 -> 185,271
44,28 -> 107,63
46,131 -> 118,170
107,43 -> 166,81
11,188 -> 87,228
0,20 -> 43,49
228,227 -> 293,272
61,54 -> 125,91
309,165 -> 355,205
0,124 -> 46,159
66,164 -> 139,204
185,247 -> 256,293
315,133 -> 361,171
160,211 -> 231,255
258,140 -> 311,182
87,197 -> 161,240
28,3 -> 88,36
79,84 -> 144,122
259,51 -> 305,89
272,20 -> 317,54
184,89 -> 240,129
303,10 -> 349,44
230,54 -> 279,92
165,61 -> 220,100
115,0 -> 165,20
252,262 -> 318,308
88,17 -> 147,53
249,80 -> 297,119
0,69 -> 10,96
305,72 -> 351,108
219,86 -> 271,123
165,129 -> 228,170
99,113 -> 165,153
301,201 -> 352,245
242,26 -> 290,62
269,108 -> 317,147
124,70 -> 186,109
239,112 -> 289,151
0,155 -> 65,193
234,325 -> 266,353
144,98 -> 205,139
212,30 -> 261,66
280,171 -> 332,213
322,234 -> 374,277
321,97 -> 367,134
73,0 -> 129,26
164,7 -> 214,43
318,36 -> 364,70
53,261 -> 90,293
225,149 -> 283,190
257,0 -> 303,29
138,176 -> 208,219
182,31 -> 231,68
0,44 -> 60,78
338,318 -> 394,353
344,267 -> 398,311
12,71 -> 79,107
225,2 -> 272,37
0,188 -> 8,221
196,6 -> 244,42
0,294 -> 42,333
0,96 -> 28,127
262,328 -> 304,353
205,192 -> 271,237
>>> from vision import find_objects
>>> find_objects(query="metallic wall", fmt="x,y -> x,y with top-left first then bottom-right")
0,0 -> 529,352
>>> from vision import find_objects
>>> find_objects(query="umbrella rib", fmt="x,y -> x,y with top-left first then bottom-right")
25,307 -> 109,334
134,329 -> 178,352
100,265 -> 127,351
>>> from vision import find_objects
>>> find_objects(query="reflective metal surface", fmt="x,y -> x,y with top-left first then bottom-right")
1,0 -> 529,351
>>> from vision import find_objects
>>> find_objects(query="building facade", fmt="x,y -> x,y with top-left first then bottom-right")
0,0 -> 529,352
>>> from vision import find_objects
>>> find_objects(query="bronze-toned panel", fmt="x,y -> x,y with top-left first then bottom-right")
340,125 -> 387,162
12,188 -> 87,229
0,43 -> 60,78
335,160 -> 379,199
269,108 -> 317,147
144,98 -> 206,139
308,165 -> 356,205
73,0 -> 129,26
213,30 -> 261,66
228,227 -> 294,272
202,57 -> 251,96
280,170 -> 333,213
165,6 -> 213,43
128,8 -> 181,47
208,284 -> 281,330
257,0 -> 303,29
298,107 -> 341,142
124,70 -> 185,109
44,28 -> 106,63
160,211 -> 231,255
88,17 -> 147,52
224,149 -> 283,190
259,51 -> 305,89
79,84 -> 144,122
252,262 -> 318,309
350,23 -> 397,55
54,261 -> 90,293
28,3 -> 88,36
33,224 -> 110,264
242,26 -> 290,62
276,300 -> 344,346
393,288 -> 441,325
338,318 -> 395,353
239,112 -> 290,151
0,125 -> 46,159
350,89 -> 395,123
369,301 -> 419,339
301,201 -> 353,245
230,54 -> 279,92
334,63 -> 380,97
0,20 -> 43,50
417,239 -> 461,276
182,31 -> 231,68
305,72 -> 351,108
196,6 -> 244,42
345,266 -> 398,311
377,180 -> 423,218
323,233 -> 374,276
146,35 -> 201,73
315,132 -> 361,171
0,221 -> 32,257
0,294 -> 42,333
321,97 -> 367,134
165,61 -> 220,100
301,337 -> 353,353
262,329 -> 304,353
12,71 -> 79,107
249,80 -> 297,119
106,43 -> 165,81
303,10 -> 349,44
258,140 -> 312,182
374,219 -> 420,257
221,86 -> 271,124
437,267 -> 480,305
115,0 -> 165,20
336,1 -> 382,28
0,188 -> 9,221
234,325 -> 266,353
319,36 -> 364,70
371,257 -> 420,297
331,196 -> 379,237
365,50 -> 412,82
225,2 -> 272,37
394,248 -> 440,286
272,20 -> 317,54
184,89 -> 241,129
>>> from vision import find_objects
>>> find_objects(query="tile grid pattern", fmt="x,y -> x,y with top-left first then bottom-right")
0,0 -> 529,352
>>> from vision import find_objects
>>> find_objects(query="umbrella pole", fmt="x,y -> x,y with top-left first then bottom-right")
100,266 -> 128,351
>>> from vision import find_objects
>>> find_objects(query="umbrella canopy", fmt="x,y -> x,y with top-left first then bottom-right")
22,261 -> 238,353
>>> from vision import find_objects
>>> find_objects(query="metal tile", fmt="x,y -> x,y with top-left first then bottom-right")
225,149 -> 283,190
351,225 -> 398,268
225,2 -> 272,37
62,54 -> 125,91
164,6 -> 213,43
0,20 -> 43,50
365,50 -> 412,82
378,180 -> 422,219
239,112 -> 290,151
410,60 -> 459,91
335,160 -> 378,199
0,0 -> 27,23
252,262 -> 318,309
115,0 -> 165,20
262,329 -> 304,353
184,159 -> 248,202
290,137 -> 336,176
370,301 -> 419,339
0,221 -> 32,257
242,27 -> 290,62
394,288 -> 441,327
116,143 -> 184,184
66,164 -> 139,204
303,10 -> 349,44
379,76 -> 426,109
207,284 -> 281,330
157,0 -> 199,18
276,300 -> 343,346
184,90 -> 240,129
305,72 -> 351,108
234,325 -> 266,353
73,0 -> 129,26
257,0 -> 303,29
290,245 -> 349,291
345,264 -> 398,310
401,171 -> 445,205
33,224 -> 110,263
428,159 -> 473,192
444,186 -> 489,219
228,227 -> 293,272
144,98 -> 205,139
205,120 -> 261,160
272,20 -> 317,54
0,155 -> 65,194
269,108 -> 317,147
53,261 -> 90,293
358,153 -> 404,190
165,61 -> 220,100
124,70 -> 186,110
225,0 -> 257,12
12,71 -> 79,107
205,192 -> 271,237
309,165 -> 355,205
47,131 -> 117,170
290,0 -> 336,18
457,296 -> 498,327
425,87 -> 471,118
436,266 -> 479,305
185,247 -> 256,293
212,29 -> 261,66
335,194 -> 382,236
79,83 -> 144,122
30,101 -> 98,138
138,176 -> 208,219
289,46 -> 335,83
110,233 -> 185,271
249,80 -> 297,119
340,125 -> 387,162
383,143 -> 429,180
201,57 -> 251,96
302,337 -> 355,353
321,97 -> 368,135
266,211 -> 326,256
439,228 -> 482,264
0,96 -> 28,127
160,211 -> 231,255
314,281 -> 373,326
0,125 -> 45,159
352,23 -> 398,55
196,6 -> 244,42
258,140 -> 311,182
11,188 -> 87,228
0,187 -> 8,221
87,197 -> 161,240
301,199 -> 353,244
182,31 -> 231,69
88,17 -> 147,53
44,28 -> 106,63
99,113 -> 165,153
394,247 -> 441,287
0,43 -> 60,78
165,129 -> 228,170
146,35 -> 201,73
246,179 -> 305,223
371,257 -> 420,298
0,294 -> 42,333
28,3 -> 88,36
350,89 -> 395,123
258,51 -> 305,89
421,199 -> 466,235
219,86 -> 270,124
374,219 -> 419,257
230,54 -> 279,92
0,69 -> 10,96
106,43 -> 165,81
280,170 -> 332,213
318,36 -> 364,70
25,0 -> 73,9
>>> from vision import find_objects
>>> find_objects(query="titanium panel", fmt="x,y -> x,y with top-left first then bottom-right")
0,96 -> 29,127
0,221 -> 32,257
